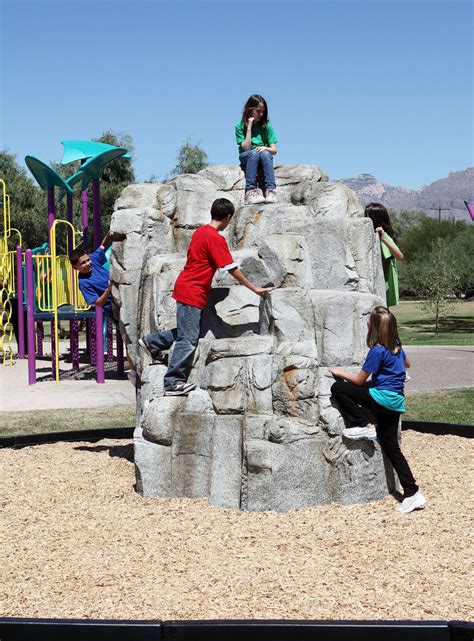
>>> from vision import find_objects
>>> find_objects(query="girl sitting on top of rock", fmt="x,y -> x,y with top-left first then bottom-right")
235,94 -> 278,206
329,305 -> 426,514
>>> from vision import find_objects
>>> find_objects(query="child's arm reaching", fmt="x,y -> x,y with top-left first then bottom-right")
329,368 -> 370,386
376,227 -> 404,260
228,266 -> 275,297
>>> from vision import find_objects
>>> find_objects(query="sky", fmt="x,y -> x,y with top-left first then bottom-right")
0,0 -> 472,190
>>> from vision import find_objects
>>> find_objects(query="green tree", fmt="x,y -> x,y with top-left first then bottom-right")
418,239 -> 461,335
168,138 -> 208,178
0,150 -> 46,250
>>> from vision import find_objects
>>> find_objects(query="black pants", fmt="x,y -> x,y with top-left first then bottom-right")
331,379 -> 419,497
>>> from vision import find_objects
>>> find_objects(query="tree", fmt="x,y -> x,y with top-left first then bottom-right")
168,138 -> 208,178
0,150 -> 46,250
417,239 -> 461,335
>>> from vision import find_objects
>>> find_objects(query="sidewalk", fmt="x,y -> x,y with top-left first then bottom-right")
0,341 -> 136,412
405,345 -> 474,392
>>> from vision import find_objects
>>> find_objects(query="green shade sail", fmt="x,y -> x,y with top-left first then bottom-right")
79,147 -> 128,182
60,140 -> 131,165
25,156 -> 73,194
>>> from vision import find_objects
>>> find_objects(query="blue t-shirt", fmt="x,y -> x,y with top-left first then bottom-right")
363,344 -> 406,412
78,247 -> 112,317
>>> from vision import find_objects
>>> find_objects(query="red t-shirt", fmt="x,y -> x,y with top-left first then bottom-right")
172,225 -> 235,309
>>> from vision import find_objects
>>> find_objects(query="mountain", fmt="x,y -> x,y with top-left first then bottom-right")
337,168 -> 474,221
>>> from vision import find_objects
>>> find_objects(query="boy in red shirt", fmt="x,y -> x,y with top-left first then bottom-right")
139,198 -> 274,396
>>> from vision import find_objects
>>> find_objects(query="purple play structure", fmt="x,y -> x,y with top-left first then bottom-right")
17,142 -> 130,385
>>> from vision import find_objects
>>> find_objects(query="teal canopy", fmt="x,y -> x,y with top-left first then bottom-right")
79,147 -> 128,183
60,140 -> 131,165
25,156 -> 73,194
58,170 -> 85,201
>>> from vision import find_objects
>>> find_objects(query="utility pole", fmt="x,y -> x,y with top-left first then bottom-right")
429,205 -> 451,223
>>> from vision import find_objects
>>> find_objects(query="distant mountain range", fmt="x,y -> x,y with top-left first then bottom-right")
337,168 -> 473,221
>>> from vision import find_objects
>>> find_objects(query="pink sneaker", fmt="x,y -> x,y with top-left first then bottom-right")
265,189 -> 277,203
245,188 -> 266,205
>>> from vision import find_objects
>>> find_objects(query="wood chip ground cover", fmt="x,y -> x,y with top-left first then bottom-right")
1,432 -> 472,621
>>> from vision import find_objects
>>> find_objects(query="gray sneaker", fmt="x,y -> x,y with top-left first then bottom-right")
138,337 -> 168,365
164,382 -> 197,396
245,188 -> 266,205
342,425 -> 377,440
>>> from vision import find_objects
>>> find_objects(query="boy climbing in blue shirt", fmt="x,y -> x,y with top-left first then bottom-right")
70,232 -> 136,384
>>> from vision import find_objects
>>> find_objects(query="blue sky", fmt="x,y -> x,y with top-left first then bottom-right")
1,0 -> 472,189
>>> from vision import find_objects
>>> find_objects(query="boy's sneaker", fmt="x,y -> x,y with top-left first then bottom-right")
342,425 -> 377,440
265,189 -> 277,203
138,337 -> 153,358
127,369 -> 137,387
245,188 -> 266,205
397,491 -> 426,513
405,372 -> 412,382
164,382 -> 196,396
138,337 -> 168,364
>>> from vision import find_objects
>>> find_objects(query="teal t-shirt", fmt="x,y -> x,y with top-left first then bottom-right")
380,233 -> 399,307
235,121 -> 278,153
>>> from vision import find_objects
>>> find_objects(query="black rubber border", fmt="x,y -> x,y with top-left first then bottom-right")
1,420 -> 472,449
1,618 -> 472,641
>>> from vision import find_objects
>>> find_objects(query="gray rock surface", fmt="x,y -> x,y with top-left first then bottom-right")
111,164 -> 392,511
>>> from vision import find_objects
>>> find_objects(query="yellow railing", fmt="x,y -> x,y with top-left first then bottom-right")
50,219 -> 90,383
0,180 -> 15,365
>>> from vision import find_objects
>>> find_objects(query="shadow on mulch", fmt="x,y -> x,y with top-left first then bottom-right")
73,443 -> 134,463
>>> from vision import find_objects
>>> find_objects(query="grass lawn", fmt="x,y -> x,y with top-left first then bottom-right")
405,388 -> 474,425
0,405 -> 135,437
1,389 -> 472,438
393,300 -> 474,345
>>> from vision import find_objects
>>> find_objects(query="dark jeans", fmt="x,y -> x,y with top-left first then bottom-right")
239,149 -> 276,191
331,378 -> 419,497
143,302 -> 202,390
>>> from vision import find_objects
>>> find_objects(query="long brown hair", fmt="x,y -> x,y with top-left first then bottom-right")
366,305 -> 402,354
364,203 -> 398,243
241,94 -> 269,128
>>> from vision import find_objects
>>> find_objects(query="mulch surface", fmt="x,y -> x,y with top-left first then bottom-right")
1,431 -> 472,621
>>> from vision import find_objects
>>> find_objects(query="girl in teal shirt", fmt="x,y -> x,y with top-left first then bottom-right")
330,306 -> 426,513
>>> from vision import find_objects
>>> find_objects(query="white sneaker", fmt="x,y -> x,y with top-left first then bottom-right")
397,491 -> 426,513
164,381 -> 197,396
265,189 -> 277,203
245,188 -> 266,205
405,372 -> 412,381
342,425 -> 377,440
127,369 -> 137,387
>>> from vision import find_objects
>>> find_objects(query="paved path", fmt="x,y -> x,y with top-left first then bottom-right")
405,345 -> 473,392
0,345 -> 472,413
0,346 -> 135,412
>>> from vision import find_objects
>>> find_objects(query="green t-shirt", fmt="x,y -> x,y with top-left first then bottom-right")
235,121 -> 278,153
380,233 -> 399,308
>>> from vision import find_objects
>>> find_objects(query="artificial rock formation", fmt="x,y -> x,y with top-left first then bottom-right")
110,164 -> 395,511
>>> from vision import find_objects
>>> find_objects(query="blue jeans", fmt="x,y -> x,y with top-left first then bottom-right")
143,302 -> 202,390
239,150 -> 276,191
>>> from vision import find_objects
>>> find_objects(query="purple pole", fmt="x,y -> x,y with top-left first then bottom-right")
82,190 -> 89,252
47,188 -> 55,244
25,250 -> 36,384
66,193 -> 74,253
106,318 -> 113,362
95,306 -> 105,383
116,328 -> 125,377
92,179 -> 101,250
51,319 -> 56,378
37,321 -> 44,357
16,247 -> 25,359
70,318 -> 79,372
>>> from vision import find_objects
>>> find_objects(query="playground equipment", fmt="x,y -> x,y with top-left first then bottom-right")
0,139 -> 130,383
0,179 -> 23,366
